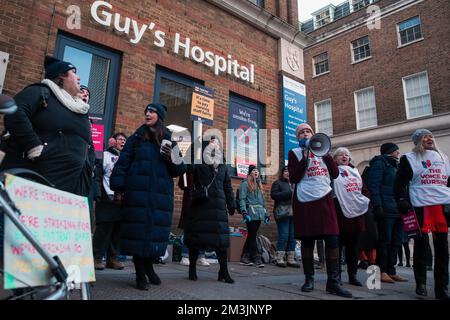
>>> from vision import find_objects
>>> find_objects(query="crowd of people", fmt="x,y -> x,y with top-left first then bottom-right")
0,55 -> 448,300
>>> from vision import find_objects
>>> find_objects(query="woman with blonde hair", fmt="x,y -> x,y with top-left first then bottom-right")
239,165 -> 269,268
395,129 -> 450,300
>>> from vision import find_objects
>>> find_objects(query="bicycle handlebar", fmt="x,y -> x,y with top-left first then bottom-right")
0,168 -> 54,187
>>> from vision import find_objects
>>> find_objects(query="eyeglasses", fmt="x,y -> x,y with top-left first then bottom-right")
117,137 -> 126,141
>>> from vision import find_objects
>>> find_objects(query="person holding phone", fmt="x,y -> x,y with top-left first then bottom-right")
183,136 -> 236,283
110,103 -> 186,290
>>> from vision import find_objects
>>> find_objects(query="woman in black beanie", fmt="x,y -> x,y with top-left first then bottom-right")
110,102 -> 186,290
1,55 -> 94,197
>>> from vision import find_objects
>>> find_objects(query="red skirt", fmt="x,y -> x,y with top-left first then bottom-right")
292,192 -> 339,238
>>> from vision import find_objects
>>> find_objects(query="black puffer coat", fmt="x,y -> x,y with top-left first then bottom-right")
110,125 -> 186,258
184,163 -> 235,251
1,84 -> 93,196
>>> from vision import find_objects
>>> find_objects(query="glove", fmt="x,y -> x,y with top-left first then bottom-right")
298,138 -> 309,149
264,217 -> 270,225
373,206 -> 385,220
228,207 -> 235,216
160,144 -> 172,162
242,212 -> 251,223
27,144 -> 44,160
397,199 -> 412,214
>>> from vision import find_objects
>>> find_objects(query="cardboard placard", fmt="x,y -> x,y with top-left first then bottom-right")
3,174 -> 95,289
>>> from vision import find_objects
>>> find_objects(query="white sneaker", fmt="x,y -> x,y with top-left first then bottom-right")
197,257 -> 211,266
180,257 -> 190,266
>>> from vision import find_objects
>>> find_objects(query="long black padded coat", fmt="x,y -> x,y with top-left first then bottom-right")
184,163 -> 235,251
109,124 -> 186,258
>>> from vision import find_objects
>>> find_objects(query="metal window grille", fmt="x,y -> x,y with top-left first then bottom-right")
87,55 -> 110,114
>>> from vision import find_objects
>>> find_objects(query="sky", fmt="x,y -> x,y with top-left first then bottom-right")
298,0 -> 346,22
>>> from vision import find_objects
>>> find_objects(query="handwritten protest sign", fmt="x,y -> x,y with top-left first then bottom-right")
3,174 -> 95,289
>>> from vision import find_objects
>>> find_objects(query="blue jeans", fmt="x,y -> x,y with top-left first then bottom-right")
376,217 -> 404,274
276,216 -> 296,252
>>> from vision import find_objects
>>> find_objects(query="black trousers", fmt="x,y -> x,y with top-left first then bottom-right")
242,220 -> 261,257
413,232 -> 449,290
93,221 -> 121,260
376,217 -> 403,275
339,232 -> 360,276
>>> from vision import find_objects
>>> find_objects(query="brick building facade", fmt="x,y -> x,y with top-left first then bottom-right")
302,0 -> 450,170
0,0 -> 309,240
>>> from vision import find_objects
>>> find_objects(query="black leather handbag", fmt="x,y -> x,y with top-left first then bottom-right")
191,173 -> 216,204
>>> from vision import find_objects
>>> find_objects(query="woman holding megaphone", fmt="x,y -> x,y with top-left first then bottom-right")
288,123 -> 352,298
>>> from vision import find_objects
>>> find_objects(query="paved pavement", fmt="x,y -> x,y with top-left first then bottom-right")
87,260 -> 440,300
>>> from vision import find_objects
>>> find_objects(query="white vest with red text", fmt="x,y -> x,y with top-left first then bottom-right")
334,165 -> 370,218
405,150 -> 450,207
292,147 -> 332,203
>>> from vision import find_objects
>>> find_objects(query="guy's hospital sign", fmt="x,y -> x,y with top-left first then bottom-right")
90,1 -> 255,83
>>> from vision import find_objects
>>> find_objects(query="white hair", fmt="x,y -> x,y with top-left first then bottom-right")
333,147 -> 351,160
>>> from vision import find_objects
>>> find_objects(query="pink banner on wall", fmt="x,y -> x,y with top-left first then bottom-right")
92,124 -> 105,152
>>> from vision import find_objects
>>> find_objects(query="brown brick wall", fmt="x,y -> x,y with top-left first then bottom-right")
0,0 -> 293,241
304,0 -> 450,135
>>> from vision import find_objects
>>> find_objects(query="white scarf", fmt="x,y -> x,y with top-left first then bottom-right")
41,79 -> 90,114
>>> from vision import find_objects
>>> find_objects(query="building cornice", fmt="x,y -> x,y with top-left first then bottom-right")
204,0 -> 313,48
307,0 -> 423,48
331,113 -> 450,149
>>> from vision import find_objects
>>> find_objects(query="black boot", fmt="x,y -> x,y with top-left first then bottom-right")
217,249 -> 234,284
416,283 -> 427,296
349,274 -> 363,287
133,256 -> 149,291
301,247 -> 314,292
325,248 -> 353,298
144,258 -> 161,285
188,248 -> 198,281
435,288 -> 450,300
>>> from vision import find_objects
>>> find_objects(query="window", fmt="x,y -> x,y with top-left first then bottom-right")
334,2 -> 351,19
301,19 -> 314,33
314,100 -> 333,136
228,94 -> 265,180
248,0 -> 264,7
315,10 -> 331,27
55,33 -> 121,156
352,36 -> 371,62
154,66 -> 204,136
353,0 -> 372,11
354,87 -> 377,129
402,71 -> 432,119
398,16 -> 422,46
313,52 -> 329,76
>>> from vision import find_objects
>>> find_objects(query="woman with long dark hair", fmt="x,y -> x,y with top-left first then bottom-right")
110,103 -> 186,290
